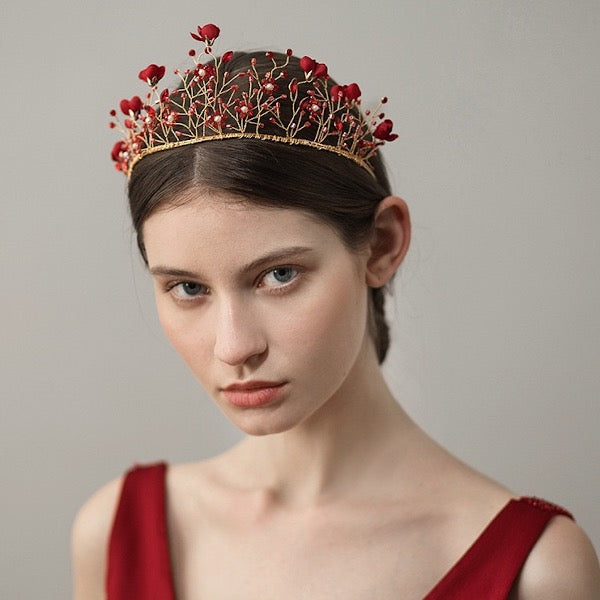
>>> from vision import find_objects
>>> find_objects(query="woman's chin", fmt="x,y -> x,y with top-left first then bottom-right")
223,406 -> 306,437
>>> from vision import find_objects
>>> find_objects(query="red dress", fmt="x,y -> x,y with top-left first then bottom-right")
107,463 -> 573,599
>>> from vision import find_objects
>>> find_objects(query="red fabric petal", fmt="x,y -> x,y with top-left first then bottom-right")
374,119 -> 396,141
200,24 -> 220,41
120,96 -> 143,115
330,84 -> 343,100
138,64 -> 166,85
344,83 -> 361,101
111,141 -> 126,162
299,56 -> 316,73
130,96 -> 142,113
312,62 -> 328,79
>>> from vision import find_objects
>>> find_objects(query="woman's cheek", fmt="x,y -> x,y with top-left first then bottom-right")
156,302 -> 209,370
289,272 -> 368,370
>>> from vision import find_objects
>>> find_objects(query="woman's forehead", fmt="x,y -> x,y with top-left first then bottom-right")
145,194 -> 326,236
142,196 -> 342,271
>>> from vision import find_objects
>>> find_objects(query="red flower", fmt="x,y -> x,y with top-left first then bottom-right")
160,88 -> 170,103
299,56 -> 316,73
373,119 -> 398,141
330,83 -> 362,102
289,77 -> 298,94
344,83 -> 361,101
138,64 -> 166,86
312,62 -> 328,79
235,100 -> 254,118
222,51 -> 234,63
143,107 -> 157,129
191,23 -> 220,42
261,77 -> 278,95
206,111 -> 226,129
300,98 -> 324,118
119,96 -> 143,115
111,141 -> 127,162
299,56 -> 327,79
194,64 -> 215,80
330,84 -> 343,99
162,110 -> 179,126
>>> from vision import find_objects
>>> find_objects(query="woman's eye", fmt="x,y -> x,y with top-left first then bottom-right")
170,281 -> 208,300
261,266 -> 299,287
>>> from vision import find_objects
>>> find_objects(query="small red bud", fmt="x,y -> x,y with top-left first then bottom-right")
189,49 -> 196,56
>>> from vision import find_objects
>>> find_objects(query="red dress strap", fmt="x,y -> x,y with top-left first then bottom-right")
106,463 -> 176,600
424,496 -> 573,599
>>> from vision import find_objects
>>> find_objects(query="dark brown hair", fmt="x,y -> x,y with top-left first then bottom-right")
128,51 -> 394,362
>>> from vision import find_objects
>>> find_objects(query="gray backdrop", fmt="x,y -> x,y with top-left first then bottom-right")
1,1 -> 598,597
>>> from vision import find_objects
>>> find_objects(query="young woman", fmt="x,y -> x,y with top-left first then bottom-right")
72,24 -> 600,599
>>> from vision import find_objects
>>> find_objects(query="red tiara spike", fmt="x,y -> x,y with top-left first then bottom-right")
109,23 -> 397,178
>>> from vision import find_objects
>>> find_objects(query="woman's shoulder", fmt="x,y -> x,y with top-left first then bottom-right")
71,460 -> 208,597
71,460 -> 206,547
426,459 -> 600,598
511,513 -> 600,599
71,474 -> 124,598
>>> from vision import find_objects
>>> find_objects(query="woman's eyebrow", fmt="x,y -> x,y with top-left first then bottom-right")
239,246 -> 314,274
149,246 -> 314,279
149,266 -> 199,278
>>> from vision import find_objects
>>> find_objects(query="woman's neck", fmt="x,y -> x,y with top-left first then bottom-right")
226,342 -> 418,507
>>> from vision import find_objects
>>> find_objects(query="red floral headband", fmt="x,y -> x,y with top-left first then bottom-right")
110,23 -> 398,178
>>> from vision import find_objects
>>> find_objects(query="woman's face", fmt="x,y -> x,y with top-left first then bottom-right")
143,193 -> 373,436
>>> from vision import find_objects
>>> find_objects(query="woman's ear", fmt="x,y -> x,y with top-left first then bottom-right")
366,196 -> 411,287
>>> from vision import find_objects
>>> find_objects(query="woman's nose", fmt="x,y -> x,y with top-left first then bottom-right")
213,300 -> 267,366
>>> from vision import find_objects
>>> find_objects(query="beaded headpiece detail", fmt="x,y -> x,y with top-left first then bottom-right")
110,23 -> 398,178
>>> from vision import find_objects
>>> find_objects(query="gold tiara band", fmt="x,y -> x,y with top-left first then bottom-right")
129,132 -> 375,178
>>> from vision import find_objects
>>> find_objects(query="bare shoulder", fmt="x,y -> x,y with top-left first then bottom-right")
513,514 -> 600,599
71,476 -> 123,600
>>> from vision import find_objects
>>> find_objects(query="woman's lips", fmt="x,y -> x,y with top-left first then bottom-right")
221,381 -> 287,408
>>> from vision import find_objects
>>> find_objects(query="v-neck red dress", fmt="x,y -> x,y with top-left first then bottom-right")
106,463 -> 572,599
